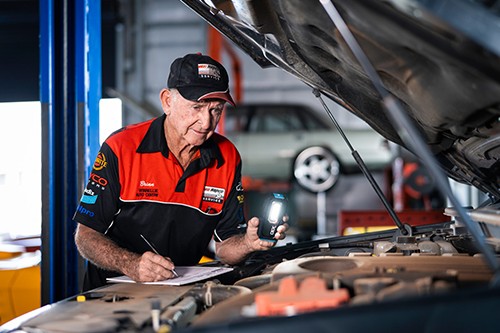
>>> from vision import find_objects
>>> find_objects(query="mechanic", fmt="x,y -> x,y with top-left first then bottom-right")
73,53 -> 288,291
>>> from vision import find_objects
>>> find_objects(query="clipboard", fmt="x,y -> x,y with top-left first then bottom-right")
106,266 -> 233,286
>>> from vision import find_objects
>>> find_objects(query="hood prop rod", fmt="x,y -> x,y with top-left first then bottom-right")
313,89 -> 409,237
319,0 -> 500,284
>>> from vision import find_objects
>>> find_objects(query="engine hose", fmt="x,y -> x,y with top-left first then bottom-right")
161,296 -> 197,329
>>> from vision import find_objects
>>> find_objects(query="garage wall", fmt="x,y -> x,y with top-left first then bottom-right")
116,0 -> 368,129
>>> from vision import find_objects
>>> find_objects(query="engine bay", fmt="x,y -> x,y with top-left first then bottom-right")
3,204 -> 499,333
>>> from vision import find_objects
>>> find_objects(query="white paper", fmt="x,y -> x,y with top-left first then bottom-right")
106,266 -> 233,286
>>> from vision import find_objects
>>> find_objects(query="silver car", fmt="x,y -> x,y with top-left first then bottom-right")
224,103 -> 393,193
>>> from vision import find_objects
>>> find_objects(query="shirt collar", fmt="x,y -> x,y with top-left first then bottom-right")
136,114 -> 224,168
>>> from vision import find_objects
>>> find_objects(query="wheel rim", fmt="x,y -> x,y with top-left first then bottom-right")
293,146 -> 340,192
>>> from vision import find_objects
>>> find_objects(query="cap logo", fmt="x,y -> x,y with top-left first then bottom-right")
198,64 -> 221,81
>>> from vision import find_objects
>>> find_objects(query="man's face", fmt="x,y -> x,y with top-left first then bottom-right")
164,89 -> 225,147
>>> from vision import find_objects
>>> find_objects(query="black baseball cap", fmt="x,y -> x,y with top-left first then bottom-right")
167,53 -> 235,106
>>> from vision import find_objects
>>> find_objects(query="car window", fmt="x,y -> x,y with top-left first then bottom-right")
223,106 -> 249,133
223,104 -> 330,133
298,108 -> 330,130
250,107 -> 304,133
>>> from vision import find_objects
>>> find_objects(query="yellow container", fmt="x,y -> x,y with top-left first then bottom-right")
0,251 -> 41,325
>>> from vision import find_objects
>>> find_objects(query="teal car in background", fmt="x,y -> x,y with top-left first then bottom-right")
223,103 -> 393,193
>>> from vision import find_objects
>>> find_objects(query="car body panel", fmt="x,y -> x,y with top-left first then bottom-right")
224,103 -> 393,181
229,129 -> 392,178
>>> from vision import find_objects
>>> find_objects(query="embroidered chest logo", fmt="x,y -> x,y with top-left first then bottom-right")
136,180 -> 159,198
203,186 -> 225,204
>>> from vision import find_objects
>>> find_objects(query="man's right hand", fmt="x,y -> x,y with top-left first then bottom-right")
125,251 -> 177,282
75,224 -> 177,283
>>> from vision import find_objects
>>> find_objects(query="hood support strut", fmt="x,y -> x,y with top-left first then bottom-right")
313,89 -> 409,238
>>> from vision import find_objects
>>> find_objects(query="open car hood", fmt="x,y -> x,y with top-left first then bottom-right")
181,0 -> 500,200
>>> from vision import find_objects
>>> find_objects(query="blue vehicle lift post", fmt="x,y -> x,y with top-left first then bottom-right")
40,0 -> 101,304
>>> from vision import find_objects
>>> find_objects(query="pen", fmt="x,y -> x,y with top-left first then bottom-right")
140,234 -> 179,277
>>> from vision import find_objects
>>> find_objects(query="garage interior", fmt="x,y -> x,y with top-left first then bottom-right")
0,0 -> 499,331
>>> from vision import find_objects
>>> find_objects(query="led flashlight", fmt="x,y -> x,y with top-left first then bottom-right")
258,193 -> 287,241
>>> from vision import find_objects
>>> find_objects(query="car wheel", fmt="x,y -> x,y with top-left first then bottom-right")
293,146 -> 341,193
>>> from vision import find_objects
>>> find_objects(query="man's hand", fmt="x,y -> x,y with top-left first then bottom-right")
245,217 -> 288,250
75,224 -> 177,282
215,216 -> 289,265
123,251 -> 177,282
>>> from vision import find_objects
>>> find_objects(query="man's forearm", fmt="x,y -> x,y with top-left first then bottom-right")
75,224 -> 140,276
215,233 -> 253,265
216,217 -> 281,265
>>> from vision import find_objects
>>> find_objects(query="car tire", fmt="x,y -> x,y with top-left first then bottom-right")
293,146 -> 341,193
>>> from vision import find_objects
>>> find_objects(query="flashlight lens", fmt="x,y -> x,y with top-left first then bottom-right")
268,201 -> 282,224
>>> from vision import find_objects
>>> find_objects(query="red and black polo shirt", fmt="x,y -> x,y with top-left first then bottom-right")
73,114 -> 246,290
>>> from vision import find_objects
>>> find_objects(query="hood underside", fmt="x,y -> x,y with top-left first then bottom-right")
182,0 -> 500,200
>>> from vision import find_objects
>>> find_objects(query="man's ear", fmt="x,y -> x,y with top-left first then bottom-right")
159,88 -> 172,114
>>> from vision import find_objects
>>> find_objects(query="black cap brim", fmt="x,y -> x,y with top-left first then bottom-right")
178,86 -> 235,106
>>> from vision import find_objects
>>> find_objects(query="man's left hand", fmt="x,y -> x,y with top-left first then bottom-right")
245,217 -> 289,251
